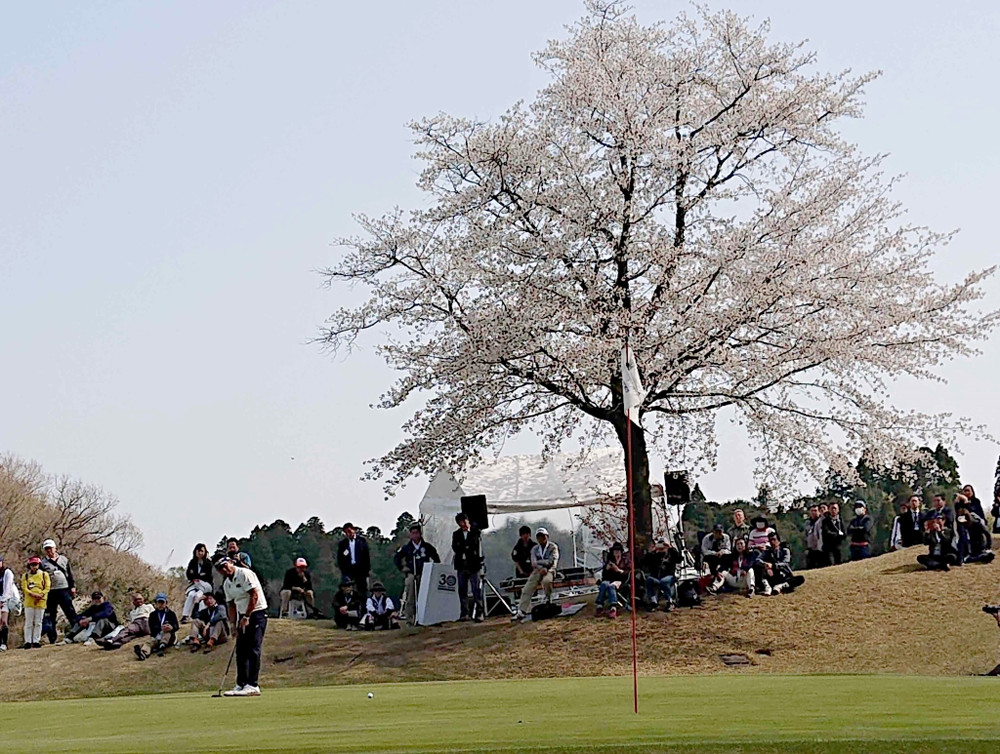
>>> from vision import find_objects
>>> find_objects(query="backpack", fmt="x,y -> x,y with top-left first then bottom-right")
529,602 -> 562,622
676,578 -> 701,608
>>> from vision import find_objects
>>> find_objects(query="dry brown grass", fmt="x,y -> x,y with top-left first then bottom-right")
2,548 -> 998,701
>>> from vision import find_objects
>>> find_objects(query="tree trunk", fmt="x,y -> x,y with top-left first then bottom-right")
613,415 -> 653,553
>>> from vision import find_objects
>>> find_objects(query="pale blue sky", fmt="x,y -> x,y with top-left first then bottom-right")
2,1 -> 997,568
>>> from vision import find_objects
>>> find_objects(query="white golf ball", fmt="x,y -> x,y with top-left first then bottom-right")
367,692 -> 374,699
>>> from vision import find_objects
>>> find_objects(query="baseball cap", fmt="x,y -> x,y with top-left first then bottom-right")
91,590 -> 103,599
536,527 -> 549,537
371,581 -> 385,591
27,556 -> 41,565
713,523 -> 725,532
295,557 -> 308,567
155,592 -> 168,602
340,576 -> 355,587
42,539 -> 56,550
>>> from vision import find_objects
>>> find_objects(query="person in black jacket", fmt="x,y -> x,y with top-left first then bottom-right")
451,512 -> 484,622
181,543 -> 213,624
332,578 -> 362,630
279,558 -> 315,617
917,517 -> 959,571
63,591 -> 118,644
847,501 -> 873,561
960,485 -> 986,521
821,502 -> 846,565
134,592 -> 178,660
511,526 -> 534,578
753,532 -> 805,595
640,539 -> 681,610
955,499 -> 995,565
394,523 -> 441,626
337,523 -> 371,609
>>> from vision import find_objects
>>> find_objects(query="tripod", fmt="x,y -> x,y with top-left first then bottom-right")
481,561 -> 514,618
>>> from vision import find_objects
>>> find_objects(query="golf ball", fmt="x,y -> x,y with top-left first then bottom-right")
367,692 -> 374,699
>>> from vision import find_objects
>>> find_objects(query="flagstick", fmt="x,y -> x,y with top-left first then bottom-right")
626,404 -> 639,715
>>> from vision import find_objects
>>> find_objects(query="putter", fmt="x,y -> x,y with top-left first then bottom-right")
212,639 -> 238,697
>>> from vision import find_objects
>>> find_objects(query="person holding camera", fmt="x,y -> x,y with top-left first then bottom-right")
955,498 -> 995,565
451,512 -> 485,623
394,523 -> 441,626
916,517 -> 959,571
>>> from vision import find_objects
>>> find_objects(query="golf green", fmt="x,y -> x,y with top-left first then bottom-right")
3,675 -> 999,753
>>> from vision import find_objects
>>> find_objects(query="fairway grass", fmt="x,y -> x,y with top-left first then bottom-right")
2,674 -> 999,753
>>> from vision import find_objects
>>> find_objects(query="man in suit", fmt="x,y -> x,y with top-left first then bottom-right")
452,512 -> 484,622
337,522 -> 371,609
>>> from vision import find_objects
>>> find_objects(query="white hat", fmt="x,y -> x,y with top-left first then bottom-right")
42,539 -> 57,550
535,527 -> 549,537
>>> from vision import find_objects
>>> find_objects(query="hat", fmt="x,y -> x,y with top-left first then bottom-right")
155,592 -> 168,602
713,523 -> 725,532
27,556 -> 41,565
295,557 -> 308,567
340,576 -> 355,587
371,581 -> 385,592
535,527 -> 549,537
854,500 -> 866,509
42,539 -> 56,550
91,590 -> 103,599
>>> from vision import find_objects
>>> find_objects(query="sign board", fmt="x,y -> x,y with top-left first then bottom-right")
415,562 -> 461,626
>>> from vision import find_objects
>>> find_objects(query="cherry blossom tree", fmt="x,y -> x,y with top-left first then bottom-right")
319,2 -> 995,538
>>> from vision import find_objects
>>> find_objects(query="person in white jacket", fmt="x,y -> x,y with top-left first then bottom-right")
0,554 -> 16,651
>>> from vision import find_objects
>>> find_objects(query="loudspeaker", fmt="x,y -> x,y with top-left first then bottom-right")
664,471 -> 691,506
460,494 -> 489,530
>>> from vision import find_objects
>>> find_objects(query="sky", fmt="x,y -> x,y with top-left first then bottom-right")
1,1 -> 997,569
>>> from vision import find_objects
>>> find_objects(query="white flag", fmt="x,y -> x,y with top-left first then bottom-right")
620,346 -> 646,422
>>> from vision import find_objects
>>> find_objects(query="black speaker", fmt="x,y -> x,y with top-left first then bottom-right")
460,494 -> 489,530
664,471 -> 691,506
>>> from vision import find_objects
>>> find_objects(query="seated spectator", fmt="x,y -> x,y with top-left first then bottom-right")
99,593 -> 153,650
847,501 -> 873,561
134,592 -> 179,660
332,578 -> 362,630
181,543 -> 213,625
513,528 -> 559,622
361,581 -> 400,630
726,509 -> 750,546
186,593 -> 229,653
63,591 -> 118,644
511,525 -> 534,579
753,532 -> 805,595
641,538 -> 680,611
747,516 -> 774,551
955,498 -> 995,565
925,494 -> 955,531
279,557 -> 315,618
708,538 -> 759,596
596,543 -> 628,619
916,517 -> 959,571
700,524 -> 731,575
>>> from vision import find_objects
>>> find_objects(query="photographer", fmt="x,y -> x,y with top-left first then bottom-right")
955,498 -> 995,565
393,523 -> 441,626
916,517 -> 959,571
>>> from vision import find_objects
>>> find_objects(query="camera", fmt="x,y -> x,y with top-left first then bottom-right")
982,605 -> 1000,616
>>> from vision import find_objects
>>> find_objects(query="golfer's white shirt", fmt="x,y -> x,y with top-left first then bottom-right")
224,566 -> 268,615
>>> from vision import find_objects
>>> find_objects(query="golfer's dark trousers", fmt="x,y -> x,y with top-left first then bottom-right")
236,611 -> 267,688
45,588 -> 78,641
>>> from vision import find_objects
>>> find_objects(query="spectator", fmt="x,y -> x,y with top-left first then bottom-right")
700,524 -> 731,575
0,554 -> 14,651
511,525 -> 534,578
181,543 -> 213,625
513,528 -> 559,621
393,523 -> 441,627
279,558 -> 315,618
847,502 -> 873,561
217,555 -> 268,697
362,581 -> 400,631
641,538 -> 680,611
917,517 -> 959,571
134,592 -> 179,660
805,505 -> 824,568
927,494 -> 955,531
755,532 -> 805,595
451,512 -> 485,623
955,498 -> 995,565
337,523 -> 372,608
708,538 -> 759,596
747,516 -> 774,551
890,496 -> 924,550
40,538 -> 76,644
98,593 -> 153,650
63,591 -> 118,644
596,543 -> 628,618
992,491 -> 1000,536
960,485 -> 986,521
21,556 -> 49,649
821,503 -> 846,565
726,509 -> 751,546
332,578 -> 362,631
225,538 -> 252,569
187,592 -> 229,653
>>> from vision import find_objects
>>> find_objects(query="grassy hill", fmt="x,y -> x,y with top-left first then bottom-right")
3,548 -> 999,702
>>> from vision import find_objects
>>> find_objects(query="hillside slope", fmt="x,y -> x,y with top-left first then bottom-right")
3,548 -> 999,701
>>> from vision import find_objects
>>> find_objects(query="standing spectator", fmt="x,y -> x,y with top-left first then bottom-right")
726,509 -> 751,546
134,593 -> 179,660
21,556 -> 50,649
747,516 -> 774,551
641,539 -> 680,611
514,528 -> 559,621
332,578 -> 362,630
708,538 -> 759,596
63,591 -> 118,644
40,539 -> 76,644
805,505 -> 824,568
393,523 -> 441,627
595,543 -> 628,618
991,490 -> 1000,536
218,556 -> 268,697
0,554 -> 15,651
98,593 -> 153,650
181,543 -> 213,624
187,592 -> 229,652
337,523 -> 372,609
890,496 -> 924,550
955,498 -> 995,564
279,558 -> 315,618
847,502 -> 873,561
960,485 -> 986,521
362,581 -> 400,630
451,512 -> 485,622
700,524 -> 732,575
917,517 -> 959,571
511,525 -> 534,578
225,538 -> 252,569
821,503 -> 846,565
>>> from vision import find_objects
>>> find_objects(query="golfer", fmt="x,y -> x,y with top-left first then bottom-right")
216,556 -> 268,697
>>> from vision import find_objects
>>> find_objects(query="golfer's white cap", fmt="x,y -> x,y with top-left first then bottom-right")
535,527 -> 549,537
42,539 -> 56,550
295,557 -> 308,567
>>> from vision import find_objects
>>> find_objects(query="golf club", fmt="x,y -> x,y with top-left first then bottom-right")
212,639 -> 238,697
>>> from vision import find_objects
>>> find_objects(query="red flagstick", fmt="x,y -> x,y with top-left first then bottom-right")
626,403 -> 638,714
